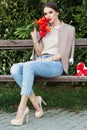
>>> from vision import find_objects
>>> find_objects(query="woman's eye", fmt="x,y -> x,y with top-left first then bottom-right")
49,11 -> 53,14
44,13 -> 47,16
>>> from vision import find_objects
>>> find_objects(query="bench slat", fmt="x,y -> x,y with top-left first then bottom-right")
0,38 -> 87,49
0,40 -> 33,49
75,38 -> 87,47
36,76 -> 87,82
0,75 -> 87,82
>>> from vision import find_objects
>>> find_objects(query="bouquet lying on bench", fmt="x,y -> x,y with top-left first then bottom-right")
75,62 -> 87,76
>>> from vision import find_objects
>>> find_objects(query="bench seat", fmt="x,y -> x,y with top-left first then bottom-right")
0,75 -> 87,82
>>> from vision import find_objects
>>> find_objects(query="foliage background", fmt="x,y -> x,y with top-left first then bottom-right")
0,0 -> 87,74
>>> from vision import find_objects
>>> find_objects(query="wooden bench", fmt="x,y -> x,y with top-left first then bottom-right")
0,38 -> 87,83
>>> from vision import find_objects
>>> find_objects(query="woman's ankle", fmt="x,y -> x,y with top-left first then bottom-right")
29,96 -> 41,111
16,106 -> 26,118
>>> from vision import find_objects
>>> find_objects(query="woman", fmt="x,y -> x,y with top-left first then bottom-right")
10,1 -> 75,126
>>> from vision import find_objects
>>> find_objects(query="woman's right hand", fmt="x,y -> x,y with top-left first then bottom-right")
30,27 -> 38,43
30,27 -> 42,55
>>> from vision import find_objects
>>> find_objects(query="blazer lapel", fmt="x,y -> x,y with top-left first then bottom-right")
58,22 -> 66,32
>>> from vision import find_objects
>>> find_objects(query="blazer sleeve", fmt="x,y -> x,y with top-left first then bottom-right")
69,27 -> 75,65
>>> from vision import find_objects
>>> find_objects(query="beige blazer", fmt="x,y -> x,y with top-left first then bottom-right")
58,22 -> 75,74
31,22 -> 75,74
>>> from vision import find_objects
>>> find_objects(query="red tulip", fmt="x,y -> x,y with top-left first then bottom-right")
35,16 -> 51,38
39,31 -> 46,37
46,26 -> 51,32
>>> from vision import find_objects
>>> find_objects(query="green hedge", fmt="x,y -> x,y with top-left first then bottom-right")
0,0 -> 87,39
0,0 -> 87,75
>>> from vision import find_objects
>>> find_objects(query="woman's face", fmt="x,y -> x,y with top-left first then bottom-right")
43,7 -> 58,25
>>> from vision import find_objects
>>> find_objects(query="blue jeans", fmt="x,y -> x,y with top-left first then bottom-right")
10,55 -> 63,96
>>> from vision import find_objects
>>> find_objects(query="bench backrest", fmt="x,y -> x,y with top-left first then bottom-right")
0,38 -> 87,50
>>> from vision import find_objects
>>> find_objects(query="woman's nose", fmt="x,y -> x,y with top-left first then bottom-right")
46,13 -> 50,18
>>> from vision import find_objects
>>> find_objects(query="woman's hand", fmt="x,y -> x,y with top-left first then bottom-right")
37,53 -> 61,61
30,27 -> 38,43
30,27 -> 42,55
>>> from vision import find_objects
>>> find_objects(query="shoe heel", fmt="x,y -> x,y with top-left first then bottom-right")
42,99 -> 47,105
35,96 -> 46,118
25,114 -> 29,123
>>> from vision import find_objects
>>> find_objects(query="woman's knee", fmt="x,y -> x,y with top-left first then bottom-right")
23,62 -> 33,71
10,64 -> 16,75
10,63 -> 20,75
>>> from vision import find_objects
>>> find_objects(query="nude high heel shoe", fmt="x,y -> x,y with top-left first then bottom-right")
11,107 -> 29,126
35,96 -> 46,118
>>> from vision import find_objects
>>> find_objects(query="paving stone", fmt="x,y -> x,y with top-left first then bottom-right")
0,109 -> 87,130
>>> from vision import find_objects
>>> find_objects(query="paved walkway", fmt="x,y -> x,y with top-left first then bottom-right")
0,109 -> 87,130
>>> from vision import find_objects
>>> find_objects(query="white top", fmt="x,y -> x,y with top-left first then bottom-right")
41,26 -> 60,55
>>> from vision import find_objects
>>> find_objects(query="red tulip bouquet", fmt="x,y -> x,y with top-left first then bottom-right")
14,16 -> 51,39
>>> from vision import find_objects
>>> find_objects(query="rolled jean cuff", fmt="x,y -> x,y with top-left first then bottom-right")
21,89 -> 33,96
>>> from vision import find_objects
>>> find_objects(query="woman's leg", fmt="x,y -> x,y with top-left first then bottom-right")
29,92 -> 42,111
10,62 -> 39,121
16,95 -> 29,118
10,62 -> 23,88
10,63 -> 30,125
21,60 -> 63,111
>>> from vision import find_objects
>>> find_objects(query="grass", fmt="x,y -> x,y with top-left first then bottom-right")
0,82 -> 87,113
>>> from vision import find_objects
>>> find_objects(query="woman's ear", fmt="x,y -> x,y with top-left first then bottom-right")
57,12 -> 59,17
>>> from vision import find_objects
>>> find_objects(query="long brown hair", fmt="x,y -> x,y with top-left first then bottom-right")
42,2 -> 59,13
